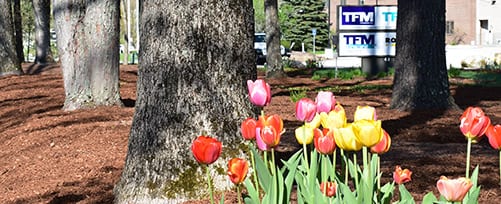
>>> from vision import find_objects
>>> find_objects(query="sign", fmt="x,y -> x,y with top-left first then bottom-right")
337,32 -> 396,57
312,28 -> 317,36
338,6 -> 397,30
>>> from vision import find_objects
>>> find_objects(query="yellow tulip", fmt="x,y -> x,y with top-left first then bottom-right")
320,104 -> 346,129
354,105 -> 377,122
295,125 -> 315,145
306,113 -> 322,129
332,124 -> 362,151
352,119 -> 383,147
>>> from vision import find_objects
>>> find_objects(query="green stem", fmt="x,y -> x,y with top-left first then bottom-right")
341,149 -> 348,184
333,149 -> 337,180
353,153 -> 358,189
377,155 -> 381,190
237,185 -> 242,204
362,147 -> 368,172
466,137 -> 472,178
264,151 -> 269,172
499,150 -> 501,186
206,165 -> 214,204
302,122 -> 310,171
249,147 -> 259,197
271,148 -> 276,176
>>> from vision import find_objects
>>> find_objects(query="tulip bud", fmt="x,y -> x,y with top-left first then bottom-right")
295,125 -> 314,145
314,128 -> 336,155
354,105 -> 377,121
241,118 -> 257,140
315,91 -> 336,113
247,79 -> 271,107
191,135 -> 222,165
319,181 -> 337,197
371,129 -> 391,154
437,176 -> 472,202
459,107 -> 491,142
352,119 -> 383,147
296,98 -> 317,122
227,158 -> 249,185
486,124 -> 501,150
393,165 -> 412,185
332,123 -> 363,151
319,104 -> 347,129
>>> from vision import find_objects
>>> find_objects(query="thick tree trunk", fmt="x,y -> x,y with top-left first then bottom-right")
0,0 -> 22,77
32,0 -> 51,65
13,0 -> 24,63
114,0 -> 256,203
390,0 -> 458,111
265,0 -> 285,78
53,0 -> 122,110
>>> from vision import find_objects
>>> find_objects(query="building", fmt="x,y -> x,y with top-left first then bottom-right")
327,0 -> 501,45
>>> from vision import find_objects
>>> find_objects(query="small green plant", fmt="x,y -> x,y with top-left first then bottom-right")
289,87 -> 308,102
306,59 -> 318,69
448,68 -> 461,78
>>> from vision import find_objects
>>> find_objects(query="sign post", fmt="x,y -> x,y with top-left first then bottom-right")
312,28 -> 317,55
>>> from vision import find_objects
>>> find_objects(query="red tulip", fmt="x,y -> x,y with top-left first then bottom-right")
296,98 -> 317,122
247,79 -> 271,107
371,129 -> 391,154
313,128 -> 336,155
437,176 -> 473,202
241,118 -> 258,140
486,124 -> 501,150
393,165 -> 412,185
460,107 -> 491,141
191,136 -> 222,165
315,91 -> 336,113
319,182 -> 337,197
227,158 -> 249,185
256,115 -> 283,151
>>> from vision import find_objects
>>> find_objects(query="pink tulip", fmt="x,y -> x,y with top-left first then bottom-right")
437,176 -> 473,202
296,98 -> 317,122
315,91 -> 336,113
247,79 -> 271,107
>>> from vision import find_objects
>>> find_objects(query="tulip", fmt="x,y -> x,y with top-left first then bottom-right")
332,124 -> 363,151
352,119 -> 383,147
296,98 -> 317,122
393,165 -> 412,185
459,106 -> 491,141
371,129 -> 391,154
436,176 -> 473,202
306,113 -> 322,129
319,103 -> 347,129
295,125 -> 315,145
227,158 -> 249,185
319,181 -> 337,197
353,105 -> 377,121
241,118 -> 257,140
256,115 -> 283,151
486,124 -> 501,150
247,79 -> 271,107
315,91 -> 336,113
314,128 -> 336,155
191,135 -> 222,165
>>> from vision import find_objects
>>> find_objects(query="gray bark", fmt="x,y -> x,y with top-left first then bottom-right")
265,0 -> 285,78
53,0 -> 122,110
114,0 -> 257,203
13,0 -> 24,63
32,0 -> 51,64
0,0 -> 22,77
390,0 -> 458,111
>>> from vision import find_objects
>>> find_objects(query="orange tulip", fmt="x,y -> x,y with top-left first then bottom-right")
313,128 -> 336,155
459,107 -> 491,141
486,124 -> 501,150
437,176 -> 473,202
256,114 -> 283,151
191,136 -> 222,165
319,181 -> 337,197
393,165 -> 412,185
371,129 -> 391,154
227,158 -> 249,185
241,118 -> 258,140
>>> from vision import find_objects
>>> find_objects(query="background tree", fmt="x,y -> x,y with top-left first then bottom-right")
391,0 -> 458,111
265,0 -> 285,78
53,0 -> 122,110
120,0 -> 128,65
0,0 -> 22,77
21,0 -> 35,61
280,0 -> 328,51
32,0 -> 51,64
13,0 -> 24,63
254,0 -> 265,32
114,0 -> 256,202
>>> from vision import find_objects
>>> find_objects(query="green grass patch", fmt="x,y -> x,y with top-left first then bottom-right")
449,69 -> 501,86
288,87 -> 309,102
312,68 -> 366,80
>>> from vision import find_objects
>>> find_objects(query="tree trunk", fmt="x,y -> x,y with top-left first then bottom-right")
32,0 -> 51,65
13,0 -> 24,63
390,0 -> 458,111
0,0 -> 22,77
120,0 -> 128,66
265,0 -> 285,78
53,0 -> 122,110
114,0 -> 256,203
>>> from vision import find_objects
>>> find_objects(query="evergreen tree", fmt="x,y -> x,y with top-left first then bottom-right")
280,0 -> 328,51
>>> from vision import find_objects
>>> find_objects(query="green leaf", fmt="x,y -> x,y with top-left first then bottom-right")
243,179 -> 259,204
219,194 -> 225,204
379,183 -> 395,204
251,147 -> 271,192
338,182 -> 357,203
281,151 -> 301,204
398,184 -> 415,203
421,192 -> 438,204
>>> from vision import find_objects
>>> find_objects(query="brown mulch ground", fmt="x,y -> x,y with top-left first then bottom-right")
1,63 -> 500,203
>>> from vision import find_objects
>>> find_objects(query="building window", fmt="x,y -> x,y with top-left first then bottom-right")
446,21 -> 454,35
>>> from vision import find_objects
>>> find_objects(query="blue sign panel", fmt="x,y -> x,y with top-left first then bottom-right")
338,6 -> 397,30
341,6 -> 375,26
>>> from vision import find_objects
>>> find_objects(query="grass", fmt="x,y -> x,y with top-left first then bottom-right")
448,68 -> 501,86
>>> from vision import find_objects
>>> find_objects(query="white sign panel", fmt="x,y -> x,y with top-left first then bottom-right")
337,32 -> 396,57
338,6 -> 397,30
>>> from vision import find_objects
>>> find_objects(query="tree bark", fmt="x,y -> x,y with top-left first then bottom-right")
0,0 -> 22,77
120,0 -> 128,66
13,0 -> 24,63
114,0 -> 256,203
32,0 -> 51,64
265,0 -> 285,78
390,0 -> 458,111
53,0 -> 122,110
